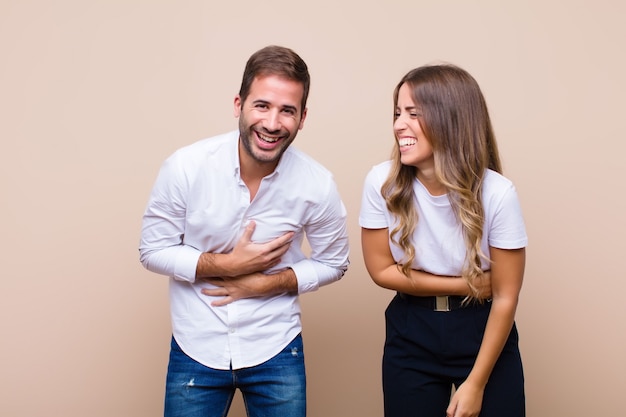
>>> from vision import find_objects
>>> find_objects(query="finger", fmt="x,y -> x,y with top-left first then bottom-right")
211,296 -> 235,307
446,400 -> 457,417
240,220 -> 257,242
267,231 -> 295,250
201,288 -> 229,297
267,240 -> 293,261
268,257 -> 282,268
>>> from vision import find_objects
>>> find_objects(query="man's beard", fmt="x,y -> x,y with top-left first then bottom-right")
238,117 -> 296,164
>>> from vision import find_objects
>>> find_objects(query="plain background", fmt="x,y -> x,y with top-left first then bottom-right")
1,0 -> 624,415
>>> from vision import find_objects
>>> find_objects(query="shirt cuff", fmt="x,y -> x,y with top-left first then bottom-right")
290,259 -> 346,294
173,245 -> 203,282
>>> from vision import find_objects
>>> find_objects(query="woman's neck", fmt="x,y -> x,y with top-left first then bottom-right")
416,169 -> 446,196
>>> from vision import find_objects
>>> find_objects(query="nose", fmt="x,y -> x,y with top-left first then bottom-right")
263,109 -> 281,132
394,114 -> 407,132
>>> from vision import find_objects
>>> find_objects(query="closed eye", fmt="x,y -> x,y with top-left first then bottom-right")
394,109 -> 421,119
281,106 -> 297,116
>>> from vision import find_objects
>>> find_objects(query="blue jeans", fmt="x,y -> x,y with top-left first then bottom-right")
164,334 -> 306,417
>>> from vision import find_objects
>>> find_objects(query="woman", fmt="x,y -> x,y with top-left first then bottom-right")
360,64 -> 527,417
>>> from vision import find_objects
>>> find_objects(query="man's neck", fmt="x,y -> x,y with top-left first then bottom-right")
238,142 -> 279,201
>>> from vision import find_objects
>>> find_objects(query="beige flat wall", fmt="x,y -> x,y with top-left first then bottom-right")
2,0 -> 624,415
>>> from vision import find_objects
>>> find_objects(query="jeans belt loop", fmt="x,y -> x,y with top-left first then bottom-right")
435,296 -> 450,312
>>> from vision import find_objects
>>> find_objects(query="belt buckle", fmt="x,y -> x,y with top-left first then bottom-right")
435,296 -> 450,312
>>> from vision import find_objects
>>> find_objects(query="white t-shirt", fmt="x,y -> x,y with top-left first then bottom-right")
359,160 -> 527,276
140,130 -> 349,370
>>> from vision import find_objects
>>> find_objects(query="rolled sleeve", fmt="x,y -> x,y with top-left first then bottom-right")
293,181 -> 349,294
139,152 -> 201,282
139,244 -> 201,282
291,259 -> 347,294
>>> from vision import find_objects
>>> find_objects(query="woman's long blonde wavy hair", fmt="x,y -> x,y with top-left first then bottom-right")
381,64 -> 502,299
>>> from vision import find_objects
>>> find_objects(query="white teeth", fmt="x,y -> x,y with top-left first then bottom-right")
398,138 -> 416,146
258,133 -> 279,143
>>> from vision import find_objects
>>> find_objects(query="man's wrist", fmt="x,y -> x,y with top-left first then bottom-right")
196,252 -> 233,279
273,268 -> 298,293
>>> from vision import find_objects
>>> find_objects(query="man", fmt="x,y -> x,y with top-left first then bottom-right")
139,45 -> 350,417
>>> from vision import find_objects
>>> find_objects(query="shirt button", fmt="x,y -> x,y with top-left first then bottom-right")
229,328 -> 236,333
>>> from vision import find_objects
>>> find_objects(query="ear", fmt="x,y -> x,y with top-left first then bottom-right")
298,107 -> 308,130
233,95 -> 242,118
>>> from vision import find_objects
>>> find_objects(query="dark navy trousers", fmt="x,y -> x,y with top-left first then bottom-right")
382,293 -> 525,417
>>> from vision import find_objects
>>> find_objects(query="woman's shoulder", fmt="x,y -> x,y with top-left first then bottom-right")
482,169 -> 522,206
371,159 -> 393,170
483,169 -> 515,190
363,160 -> 393,185
369,159 -> 393,176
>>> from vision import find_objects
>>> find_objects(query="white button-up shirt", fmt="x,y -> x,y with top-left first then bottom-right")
140,130 -> 349,370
